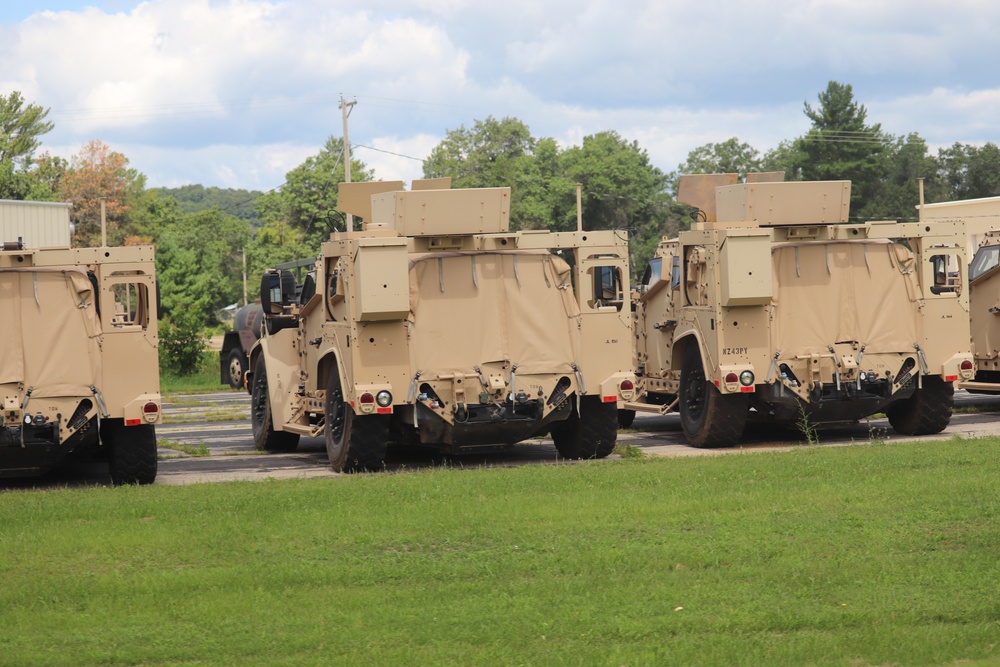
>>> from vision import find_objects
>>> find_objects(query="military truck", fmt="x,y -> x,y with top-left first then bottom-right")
624,173 -> 973,447
0,240 -> 161,483
246,180 -> 635,471
219,302 -> 262,389
219,258 -> 315,390
960,230 -> 1000,392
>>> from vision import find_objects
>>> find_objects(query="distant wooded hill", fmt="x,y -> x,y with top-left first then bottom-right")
152,184 -> 263,223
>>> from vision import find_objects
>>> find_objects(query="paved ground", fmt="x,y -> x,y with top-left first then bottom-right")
5,389 -> 999,489
151,388 -> 1000,485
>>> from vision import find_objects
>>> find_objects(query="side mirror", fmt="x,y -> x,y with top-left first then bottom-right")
260,270 -> 283,314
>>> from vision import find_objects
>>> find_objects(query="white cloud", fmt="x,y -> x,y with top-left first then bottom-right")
3,0 -> 1000,189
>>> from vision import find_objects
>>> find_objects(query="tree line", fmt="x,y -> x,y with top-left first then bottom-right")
2,82 -> 998,374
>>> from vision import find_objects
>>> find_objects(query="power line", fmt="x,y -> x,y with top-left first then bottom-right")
352,144 -> 427,163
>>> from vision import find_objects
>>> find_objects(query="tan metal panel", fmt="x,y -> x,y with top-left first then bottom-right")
371,187 -> 511,235
336,181 -> 404,221
719,231 -> 773,306
716,181 -> 851,225
918,196 -> 1000,257
412,177 -> 452,191
676,174 -> 738,222
0,200 -> 72,248
745,171 -> 785,183
353,238 -> 410,321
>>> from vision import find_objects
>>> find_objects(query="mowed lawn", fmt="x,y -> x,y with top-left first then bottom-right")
1,439 -> 998,666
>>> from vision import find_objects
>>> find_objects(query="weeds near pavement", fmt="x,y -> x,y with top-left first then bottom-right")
162,409 -> 248,424
867,419 -> 888,445
613,442 -> 646,459
796,401 -> 819,445
158,441 -> 210,457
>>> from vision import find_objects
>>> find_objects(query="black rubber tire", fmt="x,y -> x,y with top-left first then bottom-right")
886,375 -> 954,436
226,348 -> 247,390
551,395 -> 618,459
679,347 -> 748,448
617,409 -> 636,429
325,369 -> 388,472
250,357 -> 300,452
104,419 -> 157,485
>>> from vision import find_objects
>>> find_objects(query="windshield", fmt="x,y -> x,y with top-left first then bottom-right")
969,244 -> 1000,282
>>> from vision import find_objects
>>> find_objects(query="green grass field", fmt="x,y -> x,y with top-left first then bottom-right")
160,350 -> 230,394
1,439 -> 998,666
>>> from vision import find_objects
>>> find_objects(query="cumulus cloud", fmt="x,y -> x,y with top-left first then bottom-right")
2,0 -> 1000,188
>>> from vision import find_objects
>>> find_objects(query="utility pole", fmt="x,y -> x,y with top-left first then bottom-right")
339,95 -> 357,231
100,198 -> 107,247
241,247 -> 248,307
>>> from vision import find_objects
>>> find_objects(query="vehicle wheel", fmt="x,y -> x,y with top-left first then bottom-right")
325,370 -> 388,472
226,348 -> 247,390
250,357 -> 300,452
551,395 -> 618,459
617,409 -> 636,429
103,419 -> 157,485
886,375 -> 954,436
679,347 -> 748,448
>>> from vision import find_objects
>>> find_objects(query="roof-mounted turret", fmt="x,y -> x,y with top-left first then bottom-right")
337,179 -> 511,236
677,172 -> 851,226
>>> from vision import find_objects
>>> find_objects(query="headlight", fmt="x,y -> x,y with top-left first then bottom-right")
739,370 -> 755,387
375,390 -> 393,407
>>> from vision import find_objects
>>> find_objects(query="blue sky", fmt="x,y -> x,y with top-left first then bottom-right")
1,1 -> 140,23
3,1 -> 999,192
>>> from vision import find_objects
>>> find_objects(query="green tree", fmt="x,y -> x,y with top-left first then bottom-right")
423,116 -> 551,230
422,121 -> 681,268
158,307 -> 207,377
556,131 -> 677,269
0,91 -> 53,166
761,140 -> 806,180
246,218 -> 313,283
857,133 -> 938,219
0,92 -> 58,200
59,140 -> 147,246
29,152 -> 67,196
669,137 -> 764,190
156,208 -> 252,326
254,136 -> 372,249
795,81 -> 892,210
0,160 -> 58,201
935,142 -> 1000,201
152,184 -> 263,222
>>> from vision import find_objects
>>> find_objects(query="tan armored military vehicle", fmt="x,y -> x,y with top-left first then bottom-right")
0,240 -> 161,483
247,180 -> 635,471
963,230 -> 1000,390
624,173 -> 973,446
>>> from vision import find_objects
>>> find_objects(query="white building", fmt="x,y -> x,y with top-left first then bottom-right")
0,199 -> 72,248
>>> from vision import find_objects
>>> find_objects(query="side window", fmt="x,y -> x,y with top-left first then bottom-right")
109,281 -> 150,327
326,258 -> 346,320
670,255 -> 681,291
928,253 -> 962,296
591,265 -> 624,311
685,246 -> 709,306
642,257 -> 662,289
